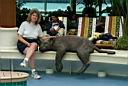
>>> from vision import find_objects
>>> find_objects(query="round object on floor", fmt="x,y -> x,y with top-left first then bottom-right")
0,71 -> 29,86
45,68 -> 54,74
98,71 -> 107,78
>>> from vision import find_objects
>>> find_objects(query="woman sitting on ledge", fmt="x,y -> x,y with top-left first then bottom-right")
17,8 -> 48,79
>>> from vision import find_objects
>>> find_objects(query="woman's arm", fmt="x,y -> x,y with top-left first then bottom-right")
17,33 -> 30,46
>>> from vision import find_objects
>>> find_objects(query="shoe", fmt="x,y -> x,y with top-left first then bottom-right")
20,60 -> 28,67
31,71 -> 41,79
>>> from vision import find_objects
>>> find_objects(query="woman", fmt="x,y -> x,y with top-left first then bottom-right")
17,8 -> 47,79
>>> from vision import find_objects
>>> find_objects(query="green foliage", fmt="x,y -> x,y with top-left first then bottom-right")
112,0 -> 128,50
16,2 -> 30,27
82,0 -> 112,16
112,0 -> 128,36
114,36 -> 128,50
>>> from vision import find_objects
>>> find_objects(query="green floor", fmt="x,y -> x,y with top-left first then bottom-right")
0,81 -> 27,86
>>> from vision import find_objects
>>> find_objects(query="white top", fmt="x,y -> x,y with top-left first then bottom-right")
18,21 -> 44,39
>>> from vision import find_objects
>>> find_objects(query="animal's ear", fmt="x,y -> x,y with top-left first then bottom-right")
49,37 -> 56,44
49,38 -> 54,41
49,36 -> 56,41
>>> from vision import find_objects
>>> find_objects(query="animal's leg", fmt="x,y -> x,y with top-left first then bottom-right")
55,49 -> 66,72
77,49 -> 91,73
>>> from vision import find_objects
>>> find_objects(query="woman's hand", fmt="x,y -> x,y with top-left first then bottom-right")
41,35 -> 56,40
42,35 -> 50,39
50,28 -> 55,32
26,43 -> 31,47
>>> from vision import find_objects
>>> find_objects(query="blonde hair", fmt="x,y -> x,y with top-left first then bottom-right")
27,8 -> 41,25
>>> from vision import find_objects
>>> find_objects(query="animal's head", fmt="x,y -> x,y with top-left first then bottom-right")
39,37 -> 53,52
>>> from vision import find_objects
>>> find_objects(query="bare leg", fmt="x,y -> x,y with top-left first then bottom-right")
21,43 -> 41,79
23,43 -> 38,60
20,43 -> 37,67
28,54 -> 35,69
26,43 -> 37,69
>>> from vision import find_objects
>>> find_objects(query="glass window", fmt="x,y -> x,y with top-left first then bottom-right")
47,3 -> 69,11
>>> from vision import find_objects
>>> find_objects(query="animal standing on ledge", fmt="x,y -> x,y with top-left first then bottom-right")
39,36 -> 115,73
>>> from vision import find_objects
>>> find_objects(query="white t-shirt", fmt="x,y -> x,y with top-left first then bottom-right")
18,21 -> 44,39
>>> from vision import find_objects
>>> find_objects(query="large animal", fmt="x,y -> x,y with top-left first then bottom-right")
39,36 -> 115,73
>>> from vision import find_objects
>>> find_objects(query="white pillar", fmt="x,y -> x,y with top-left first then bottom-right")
0,27 -> 18,50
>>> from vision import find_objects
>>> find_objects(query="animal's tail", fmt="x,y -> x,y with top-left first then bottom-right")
94,45 -> 115,54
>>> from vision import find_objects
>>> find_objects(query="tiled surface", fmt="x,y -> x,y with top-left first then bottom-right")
0,81 -> 27,86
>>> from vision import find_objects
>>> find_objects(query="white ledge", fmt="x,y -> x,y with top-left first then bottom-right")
0,48 -> 128,65
0,27 -> 18,30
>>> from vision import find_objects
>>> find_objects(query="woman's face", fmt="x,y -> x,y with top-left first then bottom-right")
31,13 -> 38,23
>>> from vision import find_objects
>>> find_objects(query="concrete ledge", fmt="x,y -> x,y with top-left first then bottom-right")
0,49 -> 128,65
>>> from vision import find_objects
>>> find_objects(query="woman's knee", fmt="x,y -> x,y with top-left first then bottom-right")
30,43 -> 38,49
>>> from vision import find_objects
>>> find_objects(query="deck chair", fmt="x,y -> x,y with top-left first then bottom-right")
77,17 -> 97,38
77,16 -> 123,48
95,16 -> 123,48
104,16 -> 123,37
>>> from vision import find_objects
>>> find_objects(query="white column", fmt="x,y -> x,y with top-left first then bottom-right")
0,27 -> 18,50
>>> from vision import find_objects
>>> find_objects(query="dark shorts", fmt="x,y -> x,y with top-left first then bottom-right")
17,38 -> 38,54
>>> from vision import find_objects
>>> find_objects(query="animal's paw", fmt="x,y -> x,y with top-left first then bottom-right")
78,63 -> 90,74
56,63 -> 63,72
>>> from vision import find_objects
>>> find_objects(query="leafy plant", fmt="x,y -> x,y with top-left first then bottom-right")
111,0 -> 128,36
82,0 -> 96,17
112,0 -> 128,49
114,36 -> 128,50
81,0 -> 112,16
